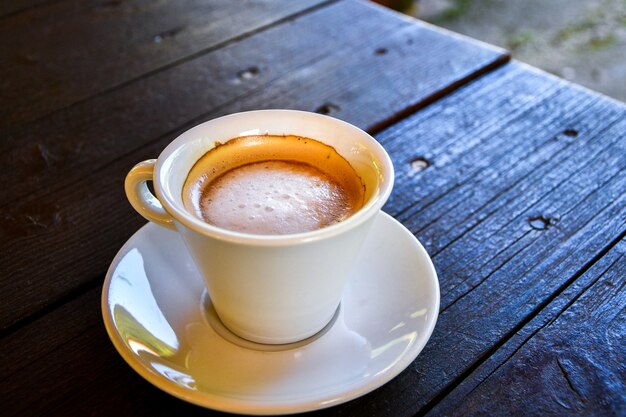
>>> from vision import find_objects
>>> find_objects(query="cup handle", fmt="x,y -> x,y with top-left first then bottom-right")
125,159 -> 176,230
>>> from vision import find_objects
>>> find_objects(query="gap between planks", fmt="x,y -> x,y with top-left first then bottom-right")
412,228 -> 626,417
0,54 -> 511,339
436,116 -> 625,310
1,0 -> 338,128
0,2 -> 505,328
424,237 -> 626,416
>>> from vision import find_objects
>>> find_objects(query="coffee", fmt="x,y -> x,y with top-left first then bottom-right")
182,135 -> 365,235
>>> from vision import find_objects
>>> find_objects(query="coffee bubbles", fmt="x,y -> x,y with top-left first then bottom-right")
182,135 -> 365,235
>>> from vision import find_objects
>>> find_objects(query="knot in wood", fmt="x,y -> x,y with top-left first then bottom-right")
410,157 -> 430,172
315,103 -> 340,115
528,215 -> 558,230
556,128 -> 579,142
236,66 -> 260,82
153,27 -> 183,43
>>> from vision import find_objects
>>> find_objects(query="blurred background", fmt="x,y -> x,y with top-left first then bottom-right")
380,0 -> 626,103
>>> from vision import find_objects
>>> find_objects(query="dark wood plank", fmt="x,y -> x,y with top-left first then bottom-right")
381,70 -> 625,311
0,0 -> 57,18
0,287 -> 100,380
2,63 -> 624,416
0,0 -> 507,330
0,286 -> 226,417
0,0 -> 327,128
384,65 -> 612,227
410,93 -> 624,311
427,239 -> 626,416
0,288 -> 110,417
354,64 -> 626,416
0,0 -> 507,204
325,64 -> 625,416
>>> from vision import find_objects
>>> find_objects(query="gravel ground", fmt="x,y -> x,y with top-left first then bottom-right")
412,0 -> 626,103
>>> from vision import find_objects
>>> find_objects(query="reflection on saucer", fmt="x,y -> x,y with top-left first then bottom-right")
102,211 -> 439,415
109,248 -> 178,356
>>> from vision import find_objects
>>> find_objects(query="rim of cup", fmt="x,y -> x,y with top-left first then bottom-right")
154,110 -> 394,246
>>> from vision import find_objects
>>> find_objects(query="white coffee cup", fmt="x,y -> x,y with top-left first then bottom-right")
125,110 -> 394,344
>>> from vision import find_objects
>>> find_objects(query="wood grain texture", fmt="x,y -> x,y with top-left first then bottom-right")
0,0 -> 506,205
0,287 -> 101,380
335,63 -> 626,417
314,64 -> 625,416
0,288 -> 112,417
2,63 -> 624,417
384,71 -> 625,310
0,285 -> 223,417
0,0 -> 327,128
0,0 -> 58,18
0,0 -> 507,330
428,238 -> 626,417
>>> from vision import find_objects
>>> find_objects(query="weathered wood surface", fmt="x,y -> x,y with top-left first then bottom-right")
1,0 -> 625,416
2,62 -> 624,416
0,0 -> 57,18
428,238 -> 626,416
0,0 -> 507,331
361,63 -> 625,417
0,0 -> 327,128
337,63 -> 625,417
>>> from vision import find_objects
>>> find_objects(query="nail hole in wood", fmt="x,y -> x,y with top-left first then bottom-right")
375,47 -> 388,55
410,157 -> 430,172
315,103 -> 340,115
237,66 -> 260,81
153,27 -> 184,43
528,215 -> 558,230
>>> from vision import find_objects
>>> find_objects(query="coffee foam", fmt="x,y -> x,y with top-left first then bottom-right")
182,135 -> 365,235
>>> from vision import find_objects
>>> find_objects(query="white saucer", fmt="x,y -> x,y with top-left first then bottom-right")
102,212 -> 439,415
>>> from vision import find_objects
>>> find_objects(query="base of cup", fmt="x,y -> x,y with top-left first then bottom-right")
201,291 -> 340,351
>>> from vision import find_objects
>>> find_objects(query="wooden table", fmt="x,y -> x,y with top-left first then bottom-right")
2,1 -> 624,415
